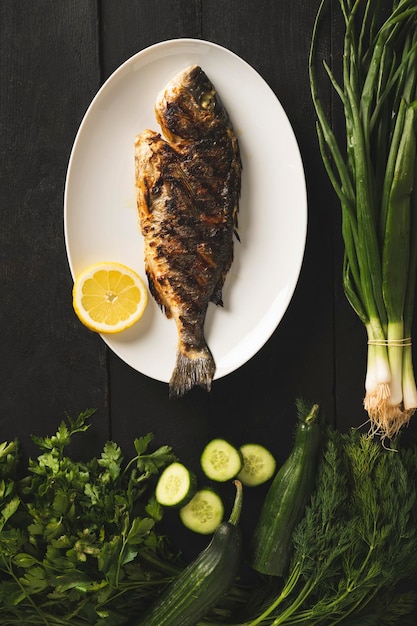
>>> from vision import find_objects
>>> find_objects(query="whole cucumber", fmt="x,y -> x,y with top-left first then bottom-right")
249,403 -> 322,577
132,480 -> 243,626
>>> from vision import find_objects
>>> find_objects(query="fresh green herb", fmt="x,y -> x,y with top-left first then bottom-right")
2,411 -> 416,625
198,426 -> 417,625
309,0 -> 417,439
268,429 -> 417,625
0,410 -> 183,625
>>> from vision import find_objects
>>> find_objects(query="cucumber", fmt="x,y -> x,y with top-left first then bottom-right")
155,462 -> 197,507
133,481 -> 243,626
200,438 -> 243,482
237,443 -> 276,487
179,488 -> 224,534
249,402 -> 322,577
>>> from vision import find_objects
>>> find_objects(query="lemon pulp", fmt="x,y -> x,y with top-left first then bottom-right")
73,262 -> 148,333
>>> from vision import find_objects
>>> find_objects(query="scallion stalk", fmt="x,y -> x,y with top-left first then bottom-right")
309,0 -> 417,439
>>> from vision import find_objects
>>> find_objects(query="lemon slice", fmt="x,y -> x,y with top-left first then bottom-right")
72,262 -> 148,333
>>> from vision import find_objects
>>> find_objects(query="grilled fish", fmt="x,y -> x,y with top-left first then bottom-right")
135,65 -> 241,397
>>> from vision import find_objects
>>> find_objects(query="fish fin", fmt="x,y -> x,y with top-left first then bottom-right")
146,269 -> 172,318
169,347 -> 216,397
210,284 -> 224,307
210,267 -> 230,306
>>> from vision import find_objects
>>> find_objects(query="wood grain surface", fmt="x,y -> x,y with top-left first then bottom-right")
1,0 -> 416,608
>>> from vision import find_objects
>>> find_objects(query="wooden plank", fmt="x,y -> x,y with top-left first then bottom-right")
0,1 -> 109,454
100,0 -> 202,77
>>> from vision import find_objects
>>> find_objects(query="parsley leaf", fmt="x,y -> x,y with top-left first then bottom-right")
0,411 -> 182,624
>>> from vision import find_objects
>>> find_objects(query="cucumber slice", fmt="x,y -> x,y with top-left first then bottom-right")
200,438 -> 243,482
155,462 -> 197,507
237,443 -> 276,487
179,488 -> 224,534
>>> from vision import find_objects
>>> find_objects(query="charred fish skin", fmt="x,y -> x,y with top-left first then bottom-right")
135,65 -> 241,397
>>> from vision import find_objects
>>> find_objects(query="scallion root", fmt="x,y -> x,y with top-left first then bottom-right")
364,386 -> 414,440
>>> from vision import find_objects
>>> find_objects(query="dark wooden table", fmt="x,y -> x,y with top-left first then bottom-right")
1,0 -> 416,610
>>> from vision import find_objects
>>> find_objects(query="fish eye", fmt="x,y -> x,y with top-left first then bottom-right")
200,91 -> 215,110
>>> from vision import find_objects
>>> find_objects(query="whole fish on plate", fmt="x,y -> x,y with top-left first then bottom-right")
134,65 -> 241,397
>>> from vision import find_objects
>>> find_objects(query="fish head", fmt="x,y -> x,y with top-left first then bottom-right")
155,65 -> 228,142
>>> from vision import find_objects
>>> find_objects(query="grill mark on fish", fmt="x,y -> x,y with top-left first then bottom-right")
135,65 -> 241,396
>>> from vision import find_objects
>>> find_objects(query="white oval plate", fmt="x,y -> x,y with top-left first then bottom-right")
64,39 -> 307,384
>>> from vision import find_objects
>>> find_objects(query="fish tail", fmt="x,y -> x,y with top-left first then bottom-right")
169,345 -> 216,397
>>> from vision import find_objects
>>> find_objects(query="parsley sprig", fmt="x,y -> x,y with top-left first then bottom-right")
0,410 -> 182,625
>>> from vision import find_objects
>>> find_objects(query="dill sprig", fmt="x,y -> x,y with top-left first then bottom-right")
276,429 -> 417,625
204,427 -> 417,626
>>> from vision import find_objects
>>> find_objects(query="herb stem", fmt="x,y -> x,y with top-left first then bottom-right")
245,561 -> 303,626
270,578 -> 315,625
0,549 -> 51,626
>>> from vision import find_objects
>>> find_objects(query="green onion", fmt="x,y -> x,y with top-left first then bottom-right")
309,0 -> 417,439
